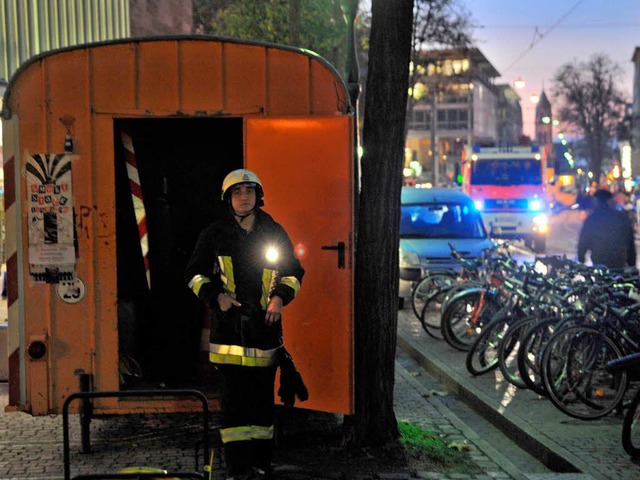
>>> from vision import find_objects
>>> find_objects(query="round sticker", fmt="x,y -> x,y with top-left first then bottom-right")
57,277 -> 86,304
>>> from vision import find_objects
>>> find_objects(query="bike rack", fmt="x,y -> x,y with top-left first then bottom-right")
62,389 -> 212,480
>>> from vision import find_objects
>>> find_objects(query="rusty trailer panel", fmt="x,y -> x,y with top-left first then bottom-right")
1,36 -> 354,416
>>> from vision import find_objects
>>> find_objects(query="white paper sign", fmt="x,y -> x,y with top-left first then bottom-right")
26,153 -> 76,283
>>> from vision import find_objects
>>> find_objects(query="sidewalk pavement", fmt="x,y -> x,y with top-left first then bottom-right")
397,309 -> 640,480
0,350 -> 524,480
0,298 -> 629,479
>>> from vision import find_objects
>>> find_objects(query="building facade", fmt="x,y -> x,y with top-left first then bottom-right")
405,47 -> 522,186
1,0 -> 130,84
496,84 -> 523,147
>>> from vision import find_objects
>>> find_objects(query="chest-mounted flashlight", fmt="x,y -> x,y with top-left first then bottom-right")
265,246 -> 279,263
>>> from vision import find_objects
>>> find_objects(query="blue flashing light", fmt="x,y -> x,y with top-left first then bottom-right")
472,144 -> 481,153
531,144 -> 540,153
473,199 -> 484,211
529,199 -> 543,211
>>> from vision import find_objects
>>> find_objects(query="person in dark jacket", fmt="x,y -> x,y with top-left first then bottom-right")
577,189 -> 637,270
185,169 -> 305,480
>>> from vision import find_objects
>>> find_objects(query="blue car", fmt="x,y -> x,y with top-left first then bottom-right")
399,186 -> 493,307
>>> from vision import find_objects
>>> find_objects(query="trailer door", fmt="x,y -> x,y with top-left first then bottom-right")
246,116 -> 354,414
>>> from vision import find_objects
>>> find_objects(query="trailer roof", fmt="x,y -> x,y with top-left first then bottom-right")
2,35 -> 351,120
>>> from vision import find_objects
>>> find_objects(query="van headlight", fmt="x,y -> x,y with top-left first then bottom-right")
399,249 -> 422,281
399,249 -> 421,268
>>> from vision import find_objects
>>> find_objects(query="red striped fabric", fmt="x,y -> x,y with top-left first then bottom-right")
120,131 -> 151,290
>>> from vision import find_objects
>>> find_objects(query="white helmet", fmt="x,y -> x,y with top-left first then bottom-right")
221,169 -> 264,205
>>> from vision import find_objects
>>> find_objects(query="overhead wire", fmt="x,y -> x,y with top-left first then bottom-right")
474,22 -> 640,30
501,0 -> 587,74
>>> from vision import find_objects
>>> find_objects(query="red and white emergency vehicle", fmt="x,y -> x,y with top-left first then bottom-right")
461,145 -> 550,252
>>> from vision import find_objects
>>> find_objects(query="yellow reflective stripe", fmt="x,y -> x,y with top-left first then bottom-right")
219,425 -> 275,444
209,343 -> 281,367
218,256 -> 236,296
261,269 -> 276,309
220,426 -> 252,443
188,275 -> 211,297
209,353 -> 276,366
280,276 -> 301,297
251,425 -> 275,440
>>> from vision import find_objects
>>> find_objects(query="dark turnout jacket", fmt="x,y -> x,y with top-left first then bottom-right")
185,209 -> 304,366
577,203 -> 636,270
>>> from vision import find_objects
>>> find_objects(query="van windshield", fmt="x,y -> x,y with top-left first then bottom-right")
400,202 -> 487,239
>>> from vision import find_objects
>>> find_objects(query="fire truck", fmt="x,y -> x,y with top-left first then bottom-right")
461,145 -> 550,253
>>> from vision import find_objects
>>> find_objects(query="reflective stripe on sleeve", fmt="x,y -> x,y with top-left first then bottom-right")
209,343 -> 281,367
280,276 -> 301,297
188,274 -> 211,297
219,425 -> 274,444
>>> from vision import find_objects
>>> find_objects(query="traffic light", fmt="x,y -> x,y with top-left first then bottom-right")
454,163 -> 462,185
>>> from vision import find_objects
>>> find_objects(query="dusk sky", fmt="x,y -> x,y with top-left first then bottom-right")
462,0 -> 640,136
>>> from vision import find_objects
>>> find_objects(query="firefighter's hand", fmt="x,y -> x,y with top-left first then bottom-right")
266,296 -> 283,325
217,293 -> 241,312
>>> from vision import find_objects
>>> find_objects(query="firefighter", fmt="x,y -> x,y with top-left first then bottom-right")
185,169 -> 305,480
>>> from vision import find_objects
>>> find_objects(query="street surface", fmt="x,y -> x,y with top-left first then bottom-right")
504,208 -> 583,264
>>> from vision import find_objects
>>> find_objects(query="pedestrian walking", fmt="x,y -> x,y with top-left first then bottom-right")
185,169 -> 305,479
577,189 -> 637,270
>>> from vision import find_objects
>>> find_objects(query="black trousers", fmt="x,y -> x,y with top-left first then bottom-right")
218,364 -> 277,475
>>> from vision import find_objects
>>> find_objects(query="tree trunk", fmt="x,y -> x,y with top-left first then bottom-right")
343,0 -> 414,447
288,0 -> 301,45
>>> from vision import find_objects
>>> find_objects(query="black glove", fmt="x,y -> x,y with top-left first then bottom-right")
198,282 -> 218,310
277,348 -> 309,407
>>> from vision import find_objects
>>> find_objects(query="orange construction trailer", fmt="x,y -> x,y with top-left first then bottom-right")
1,36 -> 354,416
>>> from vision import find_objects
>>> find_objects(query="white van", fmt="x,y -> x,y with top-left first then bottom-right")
399,186 -> 492,307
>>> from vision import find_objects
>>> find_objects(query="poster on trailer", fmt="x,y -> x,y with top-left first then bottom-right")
26,153 -> 76,283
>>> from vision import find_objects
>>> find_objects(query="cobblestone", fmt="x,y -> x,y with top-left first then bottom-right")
0,356 -> 522,480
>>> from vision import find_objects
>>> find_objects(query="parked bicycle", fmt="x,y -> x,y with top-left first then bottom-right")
607,351 -> 640,457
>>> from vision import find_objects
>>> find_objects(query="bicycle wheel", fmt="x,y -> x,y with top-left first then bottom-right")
498,316 -> 536,389
466,309 -> 512,376
518,316 -> 582,396
441,288 -> 500,351
440,281 -> 483,313
420,284 -> 459,340
541,326 -> 627,420
622,388 -> 640,457
411,272 -> 456,320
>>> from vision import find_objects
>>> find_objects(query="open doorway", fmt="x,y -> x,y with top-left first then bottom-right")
114,117 -> 243,391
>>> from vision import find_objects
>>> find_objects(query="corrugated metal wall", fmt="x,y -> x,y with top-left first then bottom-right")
0,0 -> 130,83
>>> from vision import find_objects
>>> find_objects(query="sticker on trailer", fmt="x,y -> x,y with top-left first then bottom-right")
25,153 -> 77,283
57,277 -> 86,303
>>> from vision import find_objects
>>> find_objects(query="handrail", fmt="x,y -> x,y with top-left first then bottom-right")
72,474 -> 204,479
62,389 -> 211,480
